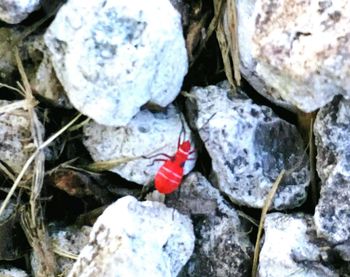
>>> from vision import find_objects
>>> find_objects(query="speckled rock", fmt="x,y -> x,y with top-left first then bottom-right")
50,225 -> 91,276
83,105 -> 196,185
0,0 -> 40,24
186,83 -> 309,209
68,196 -> 195,277
237,0 -> 350,112
314,97 -> 350,256
259,213 -> 342,277
45,0 -> 187,126
166,172 -> 253,277
0,100 -> 35,176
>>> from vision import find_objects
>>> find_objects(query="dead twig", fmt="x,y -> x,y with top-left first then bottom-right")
251,170 -> 285,277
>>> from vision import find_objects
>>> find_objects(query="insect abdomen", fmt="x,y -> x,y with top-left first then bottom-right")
154,161 -> 184,194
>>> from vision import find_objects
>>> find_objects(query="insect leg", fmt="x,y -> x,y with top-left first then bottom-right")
142,152 -> 173,160
147,158 -> 168,167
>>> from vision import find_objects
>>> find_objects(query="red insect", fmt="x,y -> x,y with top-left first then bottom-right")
154,140 -> 194,194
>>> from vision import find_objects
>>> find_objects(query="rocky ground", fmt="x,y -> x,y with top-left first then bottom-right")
0,0 -> 349,276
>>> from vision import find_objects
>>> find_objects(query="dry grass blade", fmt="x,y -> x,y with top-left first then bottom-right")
86,145 -> 168,172
86,156 -> 146,171
226,0 -> 241,86
251,170 -> 285,277
309,115 -> 318,206
0,112 -> 82,217
16,47 -> 57,276
214,0 -> 235,87
0,162 -> 16,182
0,48 -> 81,218
0,82 -> 24,96
52,242 -> 78,260
20,205 -> 56,276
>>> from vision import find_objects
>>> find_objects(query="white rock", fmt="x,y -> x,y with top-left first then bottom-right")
187,83 -> 309,209
83,105 -> 196,185
68,196 -> 195,277
0,267 -> 28,277
50,225 -> 91,276
237,0 -> 350,112
259,213 -> 339,277
45,0 -> 187,126
0,0 -> 40,24
166,172 -> 253,276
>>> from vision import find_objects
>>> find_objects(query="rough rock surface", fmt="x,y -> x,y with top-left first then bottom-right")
187,83 -> 309,209
45,0 -> 187,126
166,172 -> 253,277
50,225 -> 91,276
0,0 -> 40,24
259,213 -> 342,277
83,105 -> 196,185
26,36 -> 71,108
0,100 -> 34,175
314,97 -> 350,255
68,196 -> 195,277
237,0 -> 350,112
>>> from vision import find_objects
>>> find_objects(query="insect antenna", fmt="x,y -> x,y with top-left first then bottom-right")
178,113 -> 187,147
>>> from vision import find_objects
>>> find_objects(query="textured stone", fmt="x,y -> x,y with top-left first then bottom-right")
68,196 -> 194,277
27,36 -> 71,108
187,83 -> 309,209
0,0 -> 40,24
314,97 -> 350,254
0,100 -> 34,175
50,225 -> 91,276
83,105 -> 196,185
45,0 -> 187,126
237,0 -> 350,112
259,213 -> 341,277
166,172 -> 253,277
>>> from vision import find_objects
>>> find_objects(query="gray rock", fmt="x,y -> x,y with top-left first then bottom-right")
0,0 -> 40,24
166,172 -> 253,277
83,104 -> 196,185
187,83 -> 309,209
68,196 -> 195,277
237,0 -> 350,113
0,100 -> 34,175
314,97 -> 350,253
27,36 -> 72,108
259,213 -> 340,277
50,225 -> 91,276
45,0 -> 187,126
